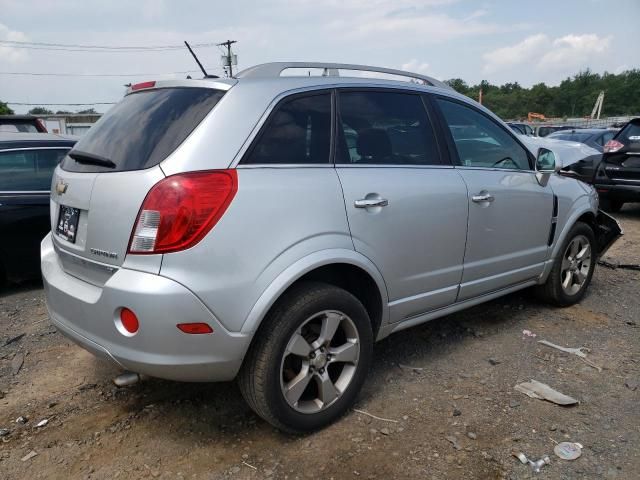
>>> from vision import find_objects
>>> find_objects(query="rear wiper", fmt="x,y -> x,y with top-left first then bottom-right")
68,150 -> 116,169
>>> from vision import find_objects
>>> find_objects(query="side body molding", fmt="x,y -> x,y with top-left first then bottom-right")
240,249 -> 390,338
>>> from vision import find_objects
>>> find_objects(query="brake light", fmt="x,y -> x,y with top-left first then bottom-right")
604,139 -> 624,153
128,170 -> 237,254
131,81 -> 156,91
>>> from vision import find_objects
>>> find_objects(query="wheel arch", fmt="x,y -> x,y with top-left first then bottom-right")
240,249 -> 389,339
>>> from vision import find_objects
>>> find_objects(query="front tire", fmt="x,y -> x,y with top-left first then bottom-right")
537,222 -> 596,307
238,281 -> 373,433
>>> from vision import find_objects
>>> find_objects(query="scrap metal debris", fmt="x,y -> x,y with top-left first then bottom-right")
598,260 -> 640,271
35,419 -> 49,428
512,451 -> 551,473
538,339 -> 602,371
21,450 -> 38,462
352,409 -> 399,423
515,380 -> 578,406
554,442 -> 583,460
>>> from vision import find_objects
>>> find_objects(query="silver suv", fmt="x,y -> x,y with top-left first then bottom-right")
41,62 -> 621,432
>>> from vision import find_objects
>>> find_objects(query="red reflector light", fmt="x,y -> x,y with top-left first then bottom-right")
604,139 -> 624,153
128,170 -> 238,254
131,81 -> 156,91
120,308 -> 139,334
597,189 -> 609,193
177,323 -> 214,334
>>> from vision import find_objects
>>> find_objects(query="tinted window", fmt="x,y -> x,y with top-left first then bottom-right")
242,93 -> 331,164
548,132 -> 592,143
62,88 -> 225,173
524,125 -> 534,136
618,121 -> 640,148
0,148 -> 68,191
336,91 -> 441,165
436,99 -> 530,170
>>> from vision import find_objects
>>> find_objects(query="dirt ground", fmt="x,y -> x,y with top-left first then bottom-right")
1,207 -> 639,480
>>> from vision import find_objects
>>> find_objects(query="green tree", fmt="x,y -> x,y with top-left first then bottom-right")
28,107 -> 54,115
76,108 -> 97,114
0,101 -> 14,115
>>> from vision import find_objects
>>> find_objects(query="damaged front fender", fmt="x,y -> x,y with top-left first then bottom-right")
594,210 -> 623,258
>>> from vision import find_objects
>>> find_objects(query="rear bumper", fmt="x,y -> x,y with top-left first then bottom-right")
41,233 -> 250,382
595,182 -> 640,202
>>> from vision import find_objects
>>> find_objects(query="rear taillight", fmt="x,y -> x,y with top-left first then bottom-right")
128,170 -> 237,254
604,139 -> 624,153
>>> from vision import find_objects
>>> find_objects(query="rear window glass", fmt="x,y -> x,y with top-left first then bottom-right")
0,148 -> 69,191
61,87 -> 225,173
549,133 -> 591,142
0,123 -> 39,133
618,121 -> 640,147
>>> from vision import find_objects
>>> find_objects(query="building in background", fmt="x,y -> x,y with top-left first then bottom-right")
40,113 -> 101,136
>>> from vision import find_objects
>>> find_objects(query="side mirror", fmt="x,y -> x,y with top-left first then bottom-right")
535,148 -> 557,186
536,148 -> 557,172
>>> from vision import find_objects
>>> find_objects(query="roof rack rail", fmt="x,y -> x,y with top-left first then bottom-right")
235,62 -> 452,90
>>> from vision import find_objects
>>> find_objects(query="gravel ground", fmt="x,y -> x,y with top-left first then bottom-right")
1,206 -> 639,480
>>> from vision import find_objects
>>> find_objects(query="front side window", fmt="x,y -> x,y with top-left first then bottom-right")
336,91 -> 441,165
0,148 -> 69,191
242,93 -> 331,164
436,99 -> 530,170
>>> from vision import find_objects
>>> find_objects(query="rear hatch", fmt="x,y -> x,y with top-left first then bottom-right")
600,119 -> 640,183
50,84 -> 227,285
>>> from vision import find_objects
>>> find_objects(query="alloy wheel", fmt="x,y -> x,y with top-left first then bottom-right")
561,234 -> 592,296
280,310 -> 360,414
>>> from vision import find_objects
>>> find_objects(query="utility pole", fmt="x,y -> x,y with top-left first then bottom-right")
218,40 -> 237,77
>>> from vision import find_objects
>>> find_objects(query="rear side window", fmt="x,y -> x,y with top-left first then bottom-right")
62,87 -> 225,173
436,98 -> 530,170
242,93 -> 331,165
336,91 -> 441,165
0,148 -> 68,191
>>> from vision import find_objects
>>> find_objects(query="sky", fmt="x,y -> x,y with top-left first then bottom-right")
1,0 -> 639,114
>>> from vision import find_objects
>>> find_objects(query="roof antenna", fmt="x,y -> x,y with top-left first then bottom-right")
184,41 -> 218,79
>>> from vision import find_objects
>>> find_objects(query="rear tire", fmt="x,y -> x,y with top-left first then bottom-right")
536,222 -> 596,307
238,281 -> 373,433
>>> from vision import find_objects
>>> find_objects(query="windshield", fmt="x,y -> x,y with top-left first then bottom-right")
61,87 -> 225,173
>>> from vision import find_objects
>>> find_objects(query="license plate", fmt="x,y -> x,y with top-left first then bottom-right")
56,205 -> 80,243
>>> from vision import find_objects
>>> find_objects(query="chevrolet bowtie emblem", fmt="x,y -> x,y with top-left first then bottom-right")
55,180 -> 68,195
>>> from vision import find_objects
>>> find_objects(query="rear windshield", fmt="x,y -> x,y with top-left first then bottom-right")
618,120 -> 640,148
61,87 -> 225,173
548,132 -> 591,142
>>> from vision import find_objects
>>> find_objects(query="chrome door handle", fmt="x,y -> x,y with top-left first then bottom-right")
354,198 -> 388,208
472,193 -> 494,203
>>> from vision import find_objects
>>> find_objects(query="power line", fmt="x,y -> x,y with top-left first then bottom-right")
6,102 -> 116,106
217,40 -> 237,77
0,70 -> 217,78
0,39 -> 217,52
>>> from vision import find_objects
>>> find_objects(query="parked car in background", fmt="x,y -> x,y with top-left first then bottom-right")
0,115 -> 48,133
41,62 -> 621,433
594,118 -> 640,212
507,122 -> 534,136
0,133 -> 76,285
546,128 -> 617,153
536,125 -> 577,137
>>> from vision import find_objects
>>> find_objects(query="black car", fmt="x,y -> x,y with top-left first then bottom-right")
594,118 -> 640,212
547,128 -> 617,152
0,115 -> 48,133
0,133 -> 76,285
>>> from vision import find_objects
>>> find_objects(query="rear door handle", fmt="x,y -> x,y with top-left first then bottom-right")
354,198 -> 389,208
472,193 -> 494,203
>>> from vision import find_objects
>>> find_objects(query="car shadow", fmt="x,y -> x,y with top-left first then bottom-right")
0,278 -> 43,299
